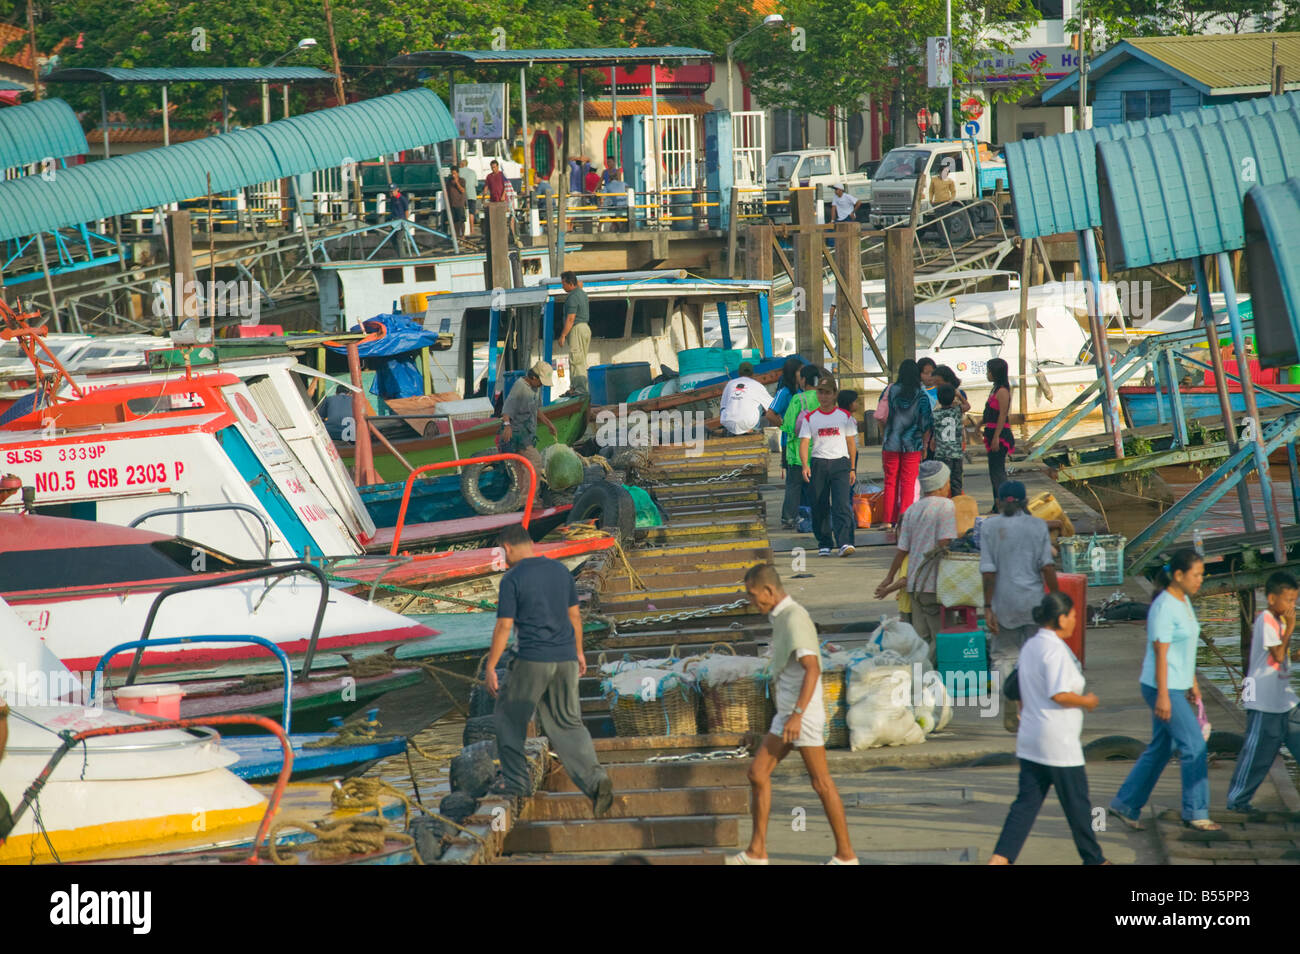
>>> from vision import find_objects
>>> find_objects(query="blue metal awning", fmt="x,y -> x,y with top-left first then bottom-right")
0,99 -> 89,171
1004,91 -> 1300,239
1096,109 -> 1300,270
43,66 -> 336,84
1245,178 -> 1300,367
0,89 -> 456,243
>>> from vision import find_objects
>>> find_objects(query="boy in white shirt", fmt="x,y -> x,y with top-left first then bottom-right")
727,563 -> 858,865
797,376 -> 858,557
1226,571 -> 1300,812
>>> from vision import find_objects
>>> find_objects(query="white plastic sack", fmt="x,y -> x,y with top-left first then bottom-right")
878,619 -> 929,664
846,665 -> 925,750
846,651 -> 909,706
912,673 -> 953,735
697,655 -> 770,686
602,667 -> 694,700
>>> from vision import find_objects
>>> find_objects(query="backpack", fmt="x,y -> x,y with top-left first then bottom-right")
873,384 -> 891,422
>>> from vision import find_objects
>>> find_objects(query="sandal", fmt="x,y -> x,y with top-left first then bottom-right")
1107,807 -> 1145,831
1184,818 -> 1222,831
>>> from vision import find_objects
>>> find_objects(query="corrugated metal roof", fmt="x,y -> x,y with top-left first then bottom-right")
1096,109 -> 1300,270
0,99 -> 89,170
0,80 -> 25,91
1004,91 -> 1300,238
1245,178 -> 1300,366
0,88 -> 456,242
388,47 -> 712,68
43,66 -> 336,84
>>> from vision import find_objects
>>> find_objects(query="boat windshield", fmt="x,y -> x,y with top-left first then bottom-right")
875,150 -> 929,180
0,539 -> 259,593
874,321 -> 944,349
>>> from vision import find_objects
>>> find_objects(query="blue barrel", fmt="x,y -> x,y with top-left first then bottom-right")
588,363 -> 651,405
502,369 -> 527,401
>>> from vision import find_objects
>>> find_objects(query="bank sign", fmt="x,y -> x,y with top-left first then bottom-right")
973,46 -> 1078,84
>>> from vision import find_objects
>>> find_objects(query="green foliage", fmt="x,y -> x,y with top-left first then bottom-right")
1068,0 -> 1284,44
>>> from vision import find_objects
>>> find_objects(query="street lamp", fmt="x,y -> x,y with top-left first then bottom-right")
264,37 -> 318,123
727,14 -> 785,118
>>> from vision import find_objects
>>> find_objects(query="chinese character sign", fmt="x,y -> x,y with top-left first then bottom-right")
927,37 -> 952,88
453,84 -> 509,140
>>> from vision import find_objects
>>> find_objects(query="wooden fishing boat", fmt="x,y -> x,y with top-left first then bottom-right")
1119,382 -> 1300,429
590,361 -> 785,422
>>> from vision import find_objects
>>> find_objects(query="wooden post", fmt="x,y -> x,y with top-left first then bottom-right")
484,201 -> 513,292
791,188 -> 823,362
1018,238 -> 1033,420
347,341 -> 381,487
166,210 -> 197,332
833,221 -> 863,376
726,188 -> 740,278
546,193 -> 558,276
745,224 -> 773,348
884,227 -> 915,369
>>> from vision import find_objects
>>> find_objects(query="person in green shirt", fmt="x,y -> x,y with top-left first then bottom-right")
769,363 -> 820,530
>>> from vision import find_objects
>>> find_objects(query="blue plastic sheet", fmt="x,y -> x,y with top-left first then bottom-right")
326,313 -> 439,400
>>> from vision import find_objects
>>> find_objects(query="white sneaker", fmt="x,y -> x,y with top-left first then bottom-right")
825,855 -> 860,865
818,547 -> 832,556
725,850 -> 770,865
839,544 -> 855,557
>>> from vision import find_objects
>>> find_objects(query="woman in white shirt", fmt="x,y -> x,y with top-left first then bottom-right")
989,591 -> 1108,865
797,376 -> 858,558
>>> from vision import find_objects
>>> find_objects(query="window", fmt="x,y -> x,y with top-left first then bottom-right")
414,264 -> 437,282
938,327 -> 1002,349
382,267 -> 405,285
1123,90 -> 1173,123
773,109 -> 805,152
804,154 -> 832,177
531,131 -> 555,179
936,152 -> 964,173
0,541 -> 254,592
1031,0 -> 1063,17
604,127 -> 622,170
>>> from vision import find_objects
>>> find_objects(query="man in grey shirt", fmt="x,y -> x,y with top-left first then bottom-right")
500,360 -> 558,454
980,480 -> 1058,730
558,271 -> 591,395
459,160 -> 479,229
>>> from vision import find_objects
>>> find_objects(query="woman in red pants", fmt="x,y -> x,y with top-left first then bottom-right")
878,358 -> 932,529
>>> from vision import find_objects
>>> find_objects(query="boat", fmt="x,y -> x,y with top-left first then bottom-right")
1119,380 -> 1300,429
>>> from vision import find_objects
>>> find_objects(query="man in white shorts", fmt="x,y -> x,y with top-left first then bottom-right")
728,563 -> 858,865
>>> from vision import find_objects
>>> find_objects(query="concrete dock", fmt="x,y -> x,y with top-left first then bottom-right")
752,445 -> 1300,865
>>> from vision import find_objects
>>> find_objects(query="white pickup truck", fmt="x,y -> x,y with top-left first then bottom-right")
763,149 -> 872,222
867,140 -> 1009,238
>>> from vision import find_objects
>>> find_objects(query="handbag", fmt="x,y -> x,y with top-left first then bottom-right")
936,551 -> 983,608
1003,667 -> 1021,702
873,384 -> 891,423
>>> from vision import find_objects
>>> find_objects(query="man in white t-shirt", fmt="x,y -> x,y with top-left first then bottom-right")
719,362 -> 770,435
830,184 -> 861,223
796,377 -> 858,557
1227,571 -> 1300,812
727,563 -> 858,865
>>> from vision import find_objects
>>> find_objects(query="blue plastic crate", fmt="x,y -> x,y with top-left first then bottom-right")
1059,534 -> 1127,587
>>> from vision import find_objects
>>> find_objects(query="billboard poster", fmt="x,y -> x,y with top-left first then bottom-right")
927,37 -> 952,88
453,84 -> 508,140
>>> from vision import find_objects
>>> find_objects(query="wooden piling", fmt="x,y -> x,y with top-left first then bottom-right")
484,201 -> 512,292
791,188 -> 823,361
833,221 -> 864,378
884,227 -> 916,368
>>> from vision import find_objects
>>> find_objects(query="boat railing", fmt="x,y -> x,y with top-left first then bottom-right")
125,563 -> 329,686
8,713 -> 293,865
129,503 -> 276,560
389,453 -> 538,557
92,634 -> 294,732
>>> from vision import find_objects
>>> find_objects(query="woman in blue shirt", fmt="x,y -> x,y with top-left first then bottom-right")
1109,548 -> 1220,831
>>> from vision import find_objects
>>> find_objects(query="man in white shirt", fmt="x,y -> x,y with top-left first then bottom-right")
719,362 -> 770,436
830,184 -> 861,223
727,563 -> 858,865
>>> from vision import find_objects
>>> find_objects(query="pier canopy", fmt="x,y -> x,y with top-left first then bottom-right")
387,47 -> 711,68
42,66 -> 335,84
1004,91 -> 1300,239
0,99 -> 89,171
1245,178 -> 1300,367
0,88 -> 456,243
1096,109 -> 1300,271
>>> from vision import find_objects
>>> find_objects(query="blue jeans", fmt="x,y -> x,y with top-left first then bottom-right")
1110,683 -> 1210,823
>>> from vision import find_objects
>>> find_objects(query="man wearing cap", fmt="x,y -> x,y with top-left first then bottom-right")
874,460 -> 957,648
980,480 -> 1058,731
500,361 -> 559,457
719,361 -> 770,436
830,184 -> 861,223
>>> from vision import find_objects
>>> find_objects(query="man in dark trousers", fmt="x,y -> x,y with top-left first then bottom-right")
389,187 -> 409,222
486,523 -> 614,814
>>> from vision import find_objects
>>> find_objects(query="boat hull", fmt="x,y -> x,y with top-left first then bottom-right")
1119,385 -> 1300,429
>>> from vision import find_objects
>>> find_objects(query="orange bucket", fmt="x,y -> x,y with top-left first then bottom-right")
114,684 -> 185,720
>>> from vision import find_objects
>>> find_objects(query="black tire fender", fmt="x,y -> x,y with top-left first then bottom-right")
460,460 -> 527,516
1083,735 -> 1147,762
567,481 -> 636,541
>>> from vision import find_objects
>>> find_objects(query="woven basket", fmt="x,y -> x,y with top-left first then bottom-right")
609,681 -> 700,737
821,668 -> 849,749
702,674 -> 775,734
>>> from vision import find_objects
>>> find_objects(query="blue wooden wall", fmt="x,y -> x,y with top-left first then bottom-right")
1091,61 -> 1204,127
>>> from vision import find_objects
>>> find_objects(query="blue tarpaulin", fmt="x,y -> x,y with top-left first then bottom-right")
326,314 -> 438,400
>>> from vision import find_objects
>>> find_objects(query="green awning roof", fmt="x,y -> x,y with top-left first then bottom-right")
43,66 -> 336,84
1004,92 -> 1300,239
1246,178 -> 1300,367
0,99 -> 89,171
1096,109 -> 1300,271
0,80 -> 25,91
0,88 -> 455,243
388,47 -> 712,68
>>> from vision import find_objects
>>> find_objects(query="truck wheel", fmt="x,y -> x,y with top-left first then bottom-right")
567,481 -> 636,542
460,460 -> 527,516
945,211 -> 972,242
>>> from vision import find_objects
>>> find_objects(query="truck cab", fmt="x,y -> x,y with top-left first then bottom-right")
868,141 -> 1007,231
764,149 -> 872,222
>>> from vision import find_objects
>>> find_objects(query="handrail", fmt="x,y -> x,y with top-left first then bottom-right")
92,634 -> 293,733
125,563 -> 329,686
389,452 -> 537,556
129,503 -> 275,560
7,714 -> 293,864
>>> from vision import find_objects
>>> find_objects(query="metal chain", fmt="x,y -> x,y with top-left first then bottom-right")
611,597 -> 751,629
700,466 -> 753,484
631,464 -> 754,489
646,745 -> 752,763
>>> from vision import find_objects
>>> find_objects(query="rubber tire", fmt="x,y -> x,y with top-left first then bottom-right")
1083,735 -> 1147,762
567,481 -> 636,541
945,210 -> 973,242
460,460 -> 527,516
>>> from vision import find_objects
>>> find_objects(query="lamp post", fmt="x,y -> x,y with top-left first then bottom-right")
263,37 -> 318,124
726,14 -> 785,118
944,0 -> 952,139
